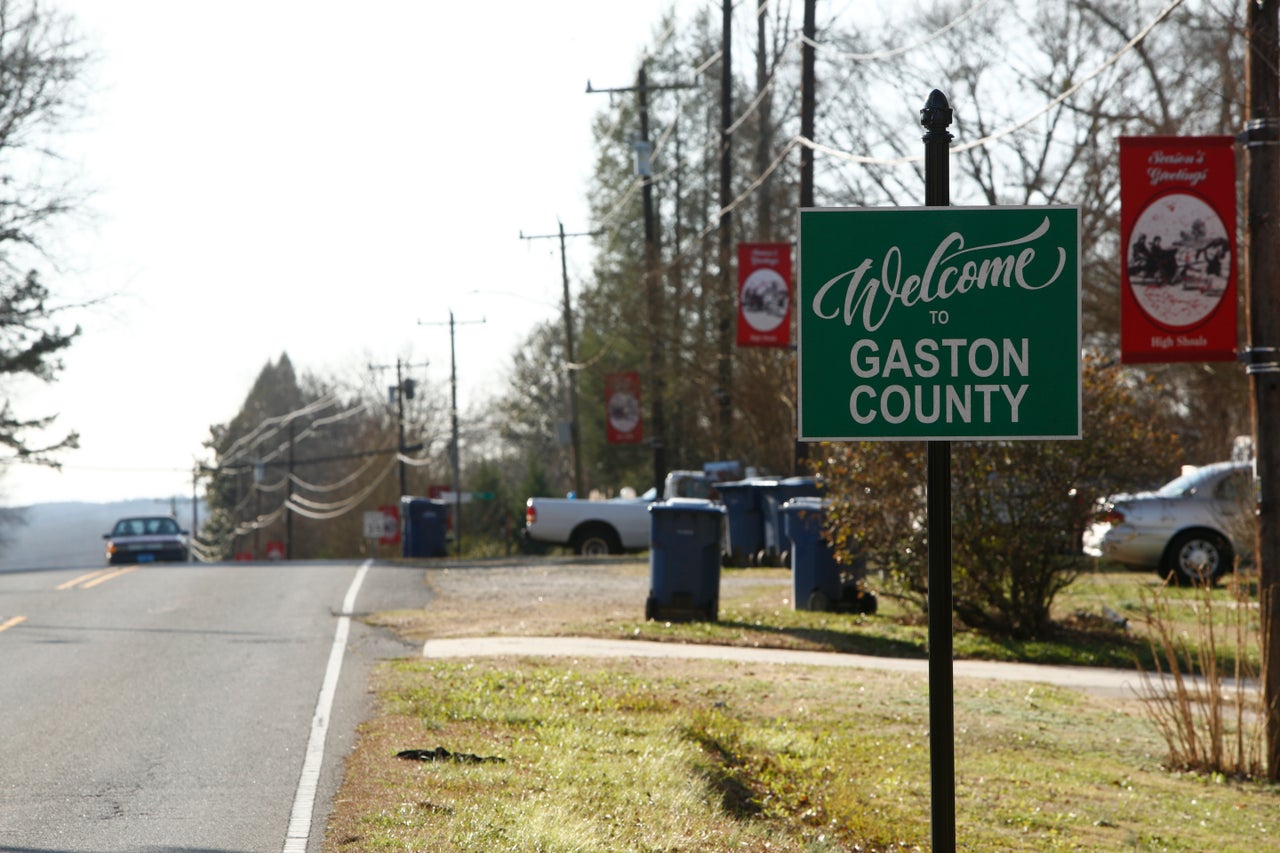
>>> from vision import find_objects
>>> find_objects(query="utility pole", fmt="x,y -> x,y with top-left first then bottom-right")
519,221 -> 601,498
420,311 -> 485,556
1245,0 -> 1280,781
639,63 -> 667,496
396,359 -> 407,496
286,418 -> 295,560
370,358 -> 428,498
716,0 -> 734,456
191,466 -> 199,554
795,0 -> 817,476
589,65 -> 694,495
754,1 -> 773,236
253,463 -> 261,560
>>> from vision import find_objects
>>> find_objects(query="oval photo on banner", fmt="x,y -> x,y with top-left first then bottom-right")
741,267 -> 789,333
1127,192 -> 1231,331
608,391 -> 640,434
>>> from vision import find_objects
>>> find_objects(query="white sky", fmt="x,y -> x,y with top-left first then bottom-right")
3,0 -> 722,506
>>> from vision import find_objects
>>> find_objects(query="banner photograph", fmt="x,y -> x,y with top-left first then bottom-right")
797,206 -> 1081,442
1118,135 -> 1237,364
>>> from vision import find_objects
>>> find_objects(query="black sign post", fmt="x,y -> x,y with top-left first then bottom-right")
921,88 -> 956,853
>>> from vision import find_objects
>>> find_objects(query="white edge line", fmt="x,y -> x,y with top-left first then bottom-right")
282,559 -> 371,853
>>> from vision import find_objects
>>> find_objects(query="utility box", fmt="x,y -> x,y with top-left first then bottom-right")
645,499 -> 725,622
401,497 -> 448,558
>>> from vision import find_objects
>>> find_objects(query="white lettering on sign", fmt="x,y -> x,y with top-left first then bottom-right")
809,217 -> 1067,333
846,336 -> 1030,426
850,383 -> 1029,425
1146,148 -> 1209,187
849,337 -> 1029,379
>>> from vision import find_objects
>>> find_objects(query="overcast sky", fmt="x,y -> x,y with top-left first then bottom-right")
3,0 -> 737,507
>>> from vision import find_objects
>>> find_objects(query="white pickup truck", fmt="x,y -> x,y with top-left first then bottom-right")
523,470 -> 725,555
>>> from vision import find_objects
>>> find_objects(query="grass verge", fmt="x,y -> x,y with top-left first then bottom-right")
325,656 -> 1279,852
326,558 -> 1273,851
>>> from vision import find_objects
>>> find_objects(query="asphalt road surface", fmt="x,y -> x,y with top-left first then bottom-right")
0,557 -> 430,853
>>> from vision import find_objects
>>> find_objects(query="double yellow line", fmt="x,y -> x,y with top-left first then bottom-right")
57,565 -> 139,591
0,566 -> 141,637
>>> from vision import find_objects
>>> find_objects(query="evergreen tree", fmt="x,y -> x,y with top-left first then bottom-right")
0,4 -> 89,473
201,354 -> 323,559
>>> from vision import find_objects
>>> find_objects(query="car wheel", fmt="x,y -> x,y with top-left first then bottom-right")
1162,530 -> 1232,586
572,525 -> 619,557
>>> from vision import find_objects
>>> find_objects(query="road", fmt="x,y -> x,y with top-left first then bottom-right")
0,557 -> 430,853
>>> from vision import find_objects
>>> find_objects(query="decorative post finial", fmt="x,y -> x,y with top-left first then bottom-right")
921,90 -> 953,208
921,89 -> 954,140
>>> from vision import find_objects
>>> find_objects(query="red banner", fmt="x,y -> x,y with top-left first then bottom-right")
1119,136 -> 1237,363
605,371 -> 643,445
737,242 -> 792,347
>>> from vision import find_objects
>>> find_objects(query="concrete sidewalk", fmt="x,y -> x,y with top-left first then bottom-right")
422,636 -> 1158,699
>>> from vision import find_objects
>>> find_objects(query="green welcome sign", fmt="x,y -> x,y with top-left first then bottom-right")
798,206 -> 1081,441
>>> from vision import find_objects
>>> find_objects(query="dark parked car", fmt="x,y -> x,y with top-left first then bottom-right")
103,516 -> 190,565
1083,461 -> 1254,584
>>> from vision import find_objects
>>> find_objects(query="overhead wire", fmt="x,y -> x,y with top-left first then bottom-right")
288,453 -> 382,494
794,0 -> 1188,169
598,0 -> 1188,247
397,452 -> 436,468
285,457 -> 398,520
948,0 -> 1188,156
801,0 -> 995,62
229,502 -> 287,538
625,0 -> 993,200
219,394 -> 342,467
699,0 -> 1192,238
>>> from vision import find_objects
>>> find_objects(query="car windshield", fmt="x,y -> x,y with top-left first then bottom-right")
113,517 -> 180,536
1154,464 -> 1232,498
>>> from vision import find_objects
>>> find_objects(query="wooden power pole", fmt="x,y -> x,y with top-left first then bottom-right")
587,66 -> 693,495
1245,0 -> 1280,781
519,221 -> 599,499
716,0 -> 734,456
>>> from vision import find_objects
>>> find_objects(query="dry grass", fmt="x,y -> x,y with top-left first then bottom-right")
1136,572 -> 1266,778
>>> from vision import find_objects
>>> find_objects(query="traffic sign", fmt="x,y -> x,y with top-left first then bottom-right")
363,510 -> 397,540
798,206 -> 1081,441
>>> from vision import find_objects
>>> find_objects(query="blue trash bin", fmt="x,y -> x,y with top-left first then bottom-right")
781,496 -> 875,614
759,477 -> 822,566
716,480 -> 763,567
646,499 -> 725,621
781,497 -> 841,611
401,497 -> 448,558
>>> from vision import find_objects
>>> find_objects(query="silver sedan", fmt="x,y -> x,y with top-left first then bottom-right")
1083,460 -> 1254,584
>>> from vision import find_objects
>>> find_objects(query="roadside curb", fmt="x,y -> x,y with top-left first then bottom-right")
421,636 -> 1150,699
